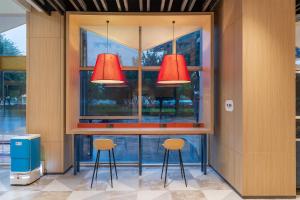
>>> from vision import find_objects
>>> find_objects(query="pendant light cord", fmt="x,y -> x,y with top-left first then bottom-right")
106,20 -> 109,53
173,21 -> 180,81
103,20 -> 109,80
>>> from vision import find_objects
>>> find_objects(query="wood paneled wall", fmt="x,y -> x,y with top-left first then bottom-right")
210,0 -> 243,192
242,0 -> 295,196
27,10 -> 72,173
211,0 -> 295,197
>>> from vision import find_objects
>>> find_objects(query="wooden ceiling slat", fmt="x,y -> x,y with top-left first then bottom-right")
139,0 -> 143,11
26,0 -> 51,15
116,0 -> 122,11
167,0 -> 173,12
160,0 -> 165,11
181,0 -> 188,11
201,0 -> 213,11
77,0 -> 87,11
35,0 -> 299,14
100,0 -> 108,11
123,0 -> 129,11
147,0 -> 150,11
92,0 -> 101,11
188,0 -> 196,11
68,0 -> 81,11
53,0 -> 65,11
45,0 -> 64,15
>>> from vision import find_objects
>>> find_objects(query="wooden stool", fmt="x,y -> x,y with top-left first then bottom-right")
90,139 -> 118,188
161,138 -> 187,187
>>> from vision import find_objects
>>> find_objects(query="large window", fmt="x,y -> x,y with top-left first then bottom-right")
80,28 -> 202,124
0,23 -> 26,164
79,27 -> 204,164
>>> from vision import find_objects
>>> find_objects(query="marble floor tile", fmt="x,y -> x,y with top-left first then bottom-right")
42,179 -> 73,192
223,191 -> 243,200
85,191 -> 137,200
0,190 -> 40,200
0,166 -> 297,200
67,191 -> 104,200
31,192 -> 72,200
202,189 -> 233,200
170,190 -> 207,200
137,190 -> 171,200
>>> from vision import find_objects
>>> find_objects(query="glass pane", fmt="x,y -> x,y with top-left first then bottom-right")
142,71 -> 202,123
0,24 -> 26,56
0,71 -> 26,134
82,28 -> 139,67
0,21 -> 26,164
296,47 -> 300,70
142,135 -> 202,164
176,30 -> 202,66
80,71 -> 138,116
79,136 -> 138,163
142,41 -> 172,66
297,141 -> 300,187
297,74 -> 300,116
297,120 -> 300,138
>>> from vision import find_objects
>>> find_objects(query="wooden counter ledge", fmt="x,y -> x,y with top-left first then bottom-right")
68,127 -> 212,135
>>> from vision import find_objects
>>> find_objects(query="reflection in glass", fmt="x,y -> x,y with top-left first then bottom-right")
0,71 -> 26,134
0,24 -> 26,56
142,135 -> 202,164
142,41 -> 172,66
79,135 -> 139,163
81,29 -> 139,67
297,141 -> 300,187
296,47 -> 300,69
80,71 -> 138,116
142,71 -> 201,123
297,74 -> 300,116
176,30 -> 202,66
297,120 -> 300,138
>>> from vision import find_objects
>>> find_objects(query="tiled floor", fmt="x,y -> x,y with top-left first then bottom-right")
0,166 -> 297,200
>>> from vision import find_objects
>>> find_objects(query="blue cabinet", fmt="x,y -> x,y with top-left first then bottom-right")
10,135 -> 40,172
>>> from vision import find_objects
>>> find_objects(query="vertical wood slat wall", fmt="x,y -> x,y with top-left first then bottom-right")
211,0 -> 295,197
27,10 -> 72,173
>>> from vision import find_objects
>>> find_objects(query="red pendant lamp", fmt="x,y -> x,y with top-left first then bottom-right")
91,21 -> 126,84
157,21 -> 190,84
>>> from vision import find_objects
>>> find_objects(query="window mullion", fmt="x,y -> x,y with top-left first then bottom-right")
138,26 -> 142,122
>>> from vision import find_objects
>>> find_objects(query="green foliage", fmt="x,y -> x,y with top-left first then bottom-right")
0,34 -> 22,56
142,50 -> 163,66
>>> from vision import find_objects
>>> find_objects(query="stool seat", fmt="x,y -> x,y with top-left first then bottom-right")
162,138 -> 185,150
93,139 -> 116,150
161,138 -> 187,187
91,139 -> 118,188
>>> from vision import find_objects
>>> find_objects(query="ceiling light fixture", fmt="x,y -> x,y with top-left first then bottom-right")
157,21 -> 190,84
91,20 -> 126,84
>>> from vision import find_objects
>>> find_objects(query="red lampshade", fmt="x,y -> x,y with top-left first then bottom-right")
91,53 -> 126,84
157,54 -> 190,84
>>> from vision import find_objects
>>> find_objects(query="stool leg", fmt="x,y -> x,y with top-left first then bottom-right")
109,150 -> 113,188
95,150 -> 100,180
164,150 -> 169,188
91,150 -> 100,188
178,150 -> 183,179
112,148 -> 118,179
161,149 -> 166,179
179,150 -> 187,187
